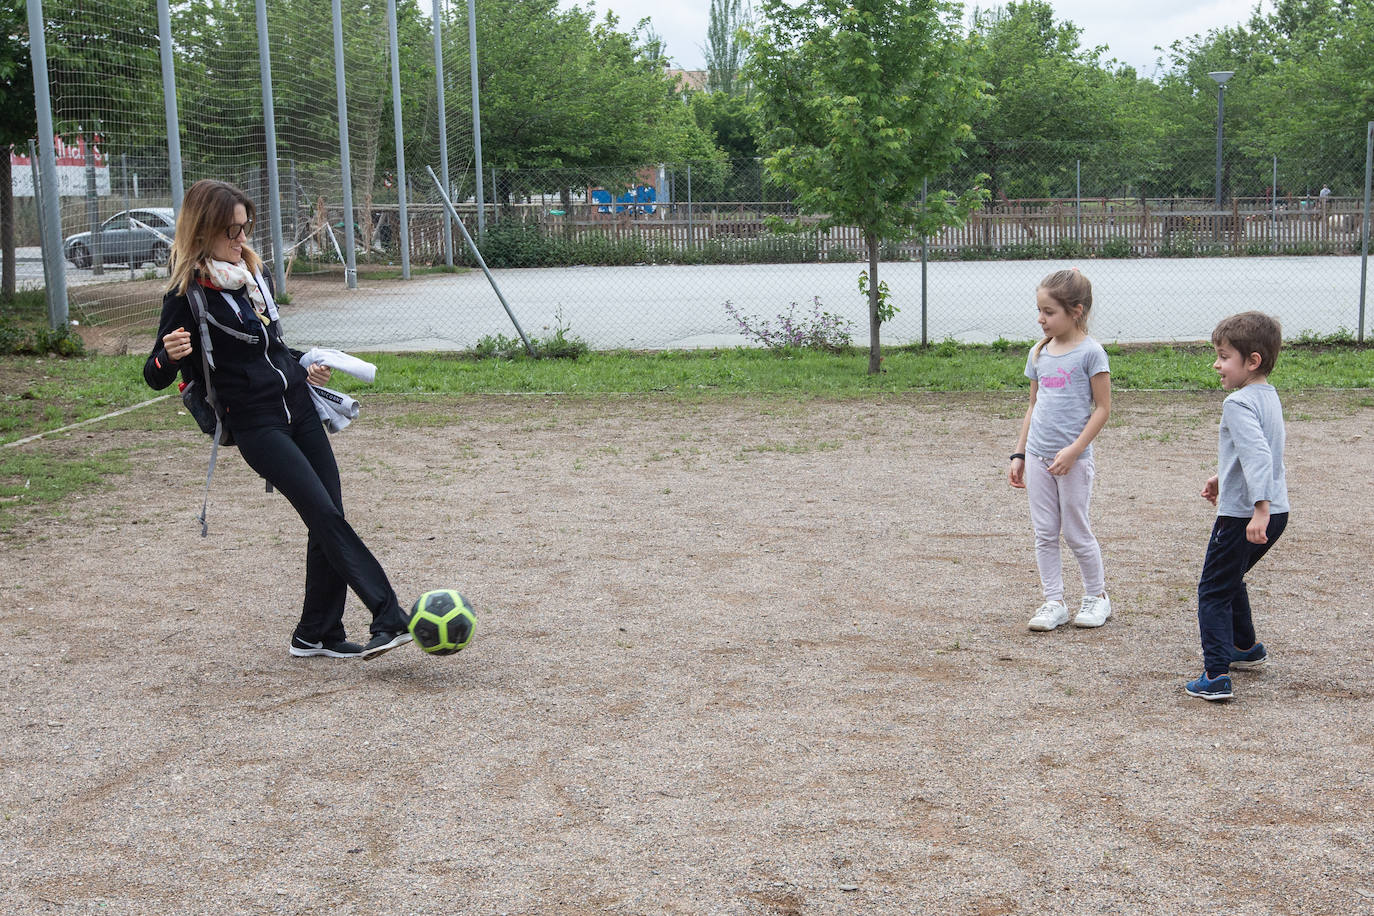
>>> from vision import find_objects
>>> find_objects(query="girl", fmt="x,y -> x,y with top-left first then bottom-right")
1008,269 -> 1112,631
143,179 -> 412,659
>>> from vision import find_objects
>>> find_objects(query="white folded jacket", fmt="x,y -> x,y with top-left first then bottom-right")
298,347 -> 377,383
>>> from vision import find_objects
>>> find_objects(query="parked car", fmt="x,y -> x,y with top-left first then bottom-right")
64,207 -> 176,269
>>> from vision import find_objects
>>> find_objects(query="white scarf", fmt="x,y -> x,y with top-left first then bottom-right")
202,258 -> 267,314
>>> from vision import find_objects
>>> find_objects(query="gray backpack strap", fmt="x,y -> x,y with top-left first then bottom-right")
187,284 -> 226,536
196,431 -> 222,538
203,309 -> 261,344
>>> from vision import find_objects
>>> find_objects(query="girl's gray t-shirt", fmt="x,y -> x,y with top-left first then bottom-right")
1024,337 -> 1110,460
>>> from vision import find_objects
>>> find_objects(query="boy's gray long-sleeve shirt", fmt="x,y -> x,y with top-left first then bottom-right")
1217,382 -> 1289,518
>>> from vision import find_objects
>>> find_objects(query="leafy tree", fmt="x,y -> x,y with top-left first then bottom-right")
964,2 -> 1148,202
1,0 -> 36,301
703,0 -> 751,95
43,0 -> 163,152
440,0 -> 713,207
748,0 -> 987,374
1232,0 -> 1374,196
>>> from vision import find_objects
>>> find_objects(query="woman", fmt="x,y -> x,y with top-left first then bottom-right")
143,179 -> 411,660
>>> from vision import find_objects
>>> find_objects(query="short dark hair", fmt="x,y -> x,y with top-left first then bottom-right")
1212,312 -> 1282,375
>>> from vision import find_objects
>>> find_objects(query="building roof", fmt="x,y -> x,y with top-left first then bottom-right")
666,69 -> 710,93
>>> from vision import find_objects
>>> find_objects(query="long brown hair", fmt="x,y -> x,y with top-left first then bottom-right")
1031,268 -> 1093,362
166,179 -> 262,295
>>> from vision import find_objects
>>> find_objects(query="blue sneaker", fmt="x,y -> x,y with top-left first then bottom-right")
1185,672 -> 1233,701
1231,643 -> 1268,670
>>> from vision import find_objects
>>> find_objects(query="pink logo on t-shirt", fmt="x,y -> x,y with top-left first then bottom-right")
1041,368 -> 1075,389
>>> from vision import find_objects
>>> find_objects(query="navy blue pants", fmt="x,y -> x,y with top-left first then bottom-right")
1196,512 -> 1287,677
233,396 -> 407,643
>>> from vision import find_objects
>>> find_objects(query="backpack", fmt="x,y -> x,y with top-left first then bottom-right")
182,282 -> 269,537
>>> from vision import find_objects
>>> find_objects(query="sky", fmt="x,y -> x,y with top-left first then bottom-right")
563,0 -> 1270,81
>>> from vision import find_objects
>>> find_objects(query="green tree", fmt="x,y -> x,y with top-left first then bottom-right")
439,0 -> 713,209
1,0 -> 36,301
964,2 -> 1148,202
43,0 -> 162,153
748,0 -> 987,374
704,0 -> 751,95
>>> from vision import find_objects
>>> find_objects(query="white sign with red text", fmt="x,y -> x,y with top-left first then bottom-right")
10,136 -> 111,197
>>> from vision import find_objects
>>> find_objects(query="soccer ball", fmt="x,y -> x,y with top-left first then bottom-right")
407,589 -> 477,656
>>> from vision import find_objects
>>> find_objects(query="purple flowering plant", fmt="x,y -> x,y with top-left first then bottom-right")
723,298 -> 855,353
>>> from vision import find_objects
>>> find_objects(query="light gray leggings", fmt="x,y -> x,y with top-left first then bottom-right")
1025,451 -> 1105,602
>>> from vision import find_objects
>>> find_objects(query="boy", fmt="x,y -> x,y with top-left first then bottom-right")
1186,312 -> 1289,702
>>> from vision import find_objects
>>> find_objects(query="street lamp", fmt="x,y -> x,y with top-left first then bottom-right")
1209,71 -> 1234,215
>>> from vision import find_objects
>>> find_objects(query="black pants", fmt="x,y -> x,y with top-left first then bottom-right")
1196,512 -> 1287,677
233,398 -> 406,642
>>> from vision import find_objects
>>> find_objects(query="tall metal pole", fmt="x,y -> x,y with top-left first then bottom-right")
156,0 -> 184,213
1208,71 -> 1233,246
1359,121 -> 1372,344
433,0 -> 453,266
386,0 -> 410,278
1214,84 -> 1225,212
255,0 -> 286,294
467,0 -> 485,236
330,0 -> 358,288
25,0 -> 68,329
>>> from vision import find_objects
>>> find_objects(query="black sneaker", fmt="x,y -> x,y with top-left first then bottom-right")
360,630 -> 413,660
290,635 -> 366,658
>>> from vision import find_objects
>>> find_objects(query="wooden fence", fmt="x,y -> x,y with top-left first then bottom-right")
325,197 -> 1371,264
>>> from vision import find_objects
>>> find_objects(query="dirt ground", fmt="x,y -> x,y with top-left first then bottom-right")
1,390 -> 1372,915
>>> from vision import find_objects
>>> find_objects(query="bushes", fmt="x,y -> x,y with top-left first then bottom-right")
0,319 -> 86,356
0,291 -> 87,357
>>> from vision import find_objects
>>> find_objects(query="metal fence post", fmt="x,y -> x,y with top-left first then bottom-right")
427,165 -> 533,355
25,0 -> 67,329
1359,121 -> 1372,343
27,139 -> 55,301
124,154 -> 133,280
433,0 -> 452,266
687,164 -> 694,250
921,178 -> 928,347
1075,159 -> 1081,245
386,0 -> 410,279
1271,155 -> 1278,254
156,0 -> 184,213
255,0 -> 286,294
330,0 -> 358,288
84,135 -> 103,275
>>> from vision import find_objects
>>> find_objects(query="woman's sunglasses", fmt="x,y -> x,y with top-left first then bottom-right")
226,220 -> 254,240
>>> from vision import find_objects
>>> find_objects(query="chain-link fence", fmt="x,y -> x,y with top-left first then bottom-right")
12,0 -> 1374,351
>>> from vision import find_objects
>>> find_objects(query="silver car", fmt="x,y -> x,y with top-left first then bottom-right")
64,207 -> 176,269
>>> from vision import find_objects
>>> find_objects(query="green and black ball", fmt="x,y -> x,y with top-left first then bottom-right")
407,589 -> 477,656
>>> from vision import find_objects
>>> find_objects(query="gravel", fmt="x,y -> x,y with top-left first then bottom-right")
1,390 -> 1371,914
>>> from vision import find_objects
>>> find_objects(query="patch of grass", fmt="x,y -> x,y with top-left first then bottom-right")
1,338 -> 1372,526
0,446 -> 132,531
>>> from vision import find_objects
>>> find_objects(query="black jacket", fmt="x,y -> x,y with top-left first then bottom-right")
143,271 -> 310,428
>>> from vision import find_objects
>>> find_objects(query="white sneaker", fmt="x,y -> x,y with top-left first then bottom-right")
1028,600 -> 1070,631
1074,594 -> 1112,628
